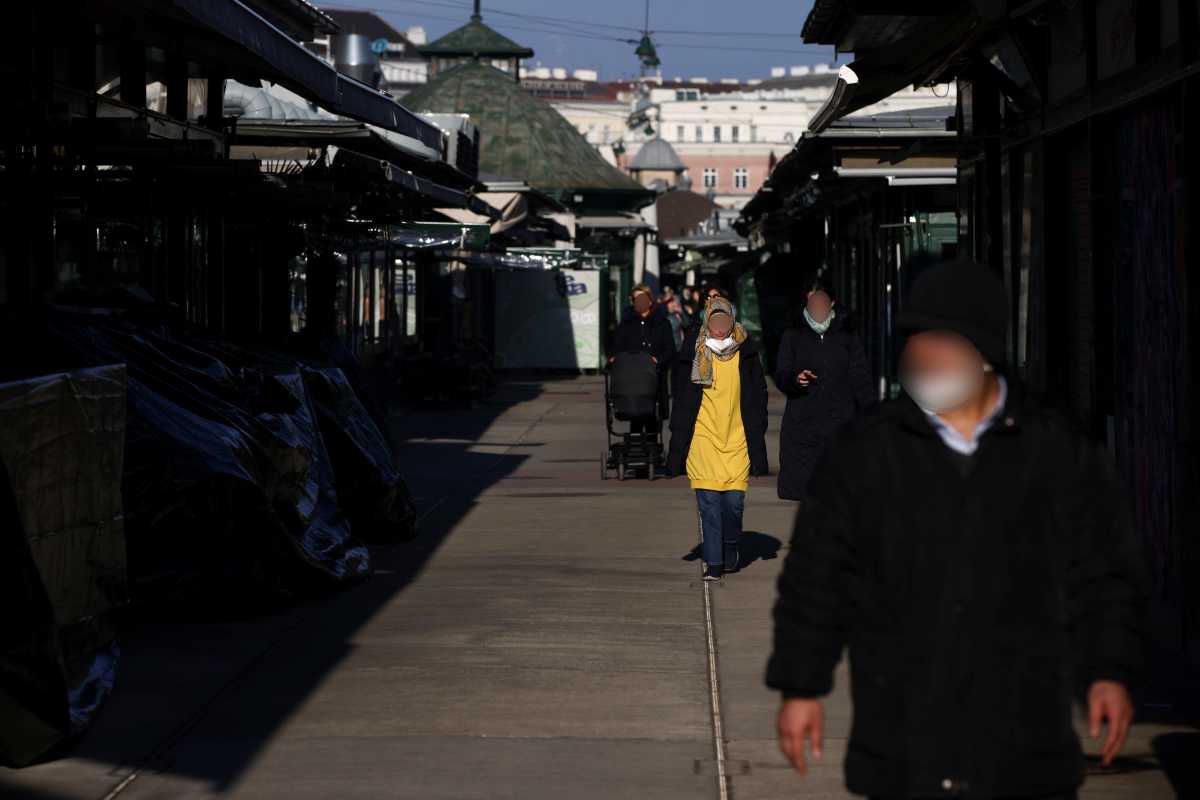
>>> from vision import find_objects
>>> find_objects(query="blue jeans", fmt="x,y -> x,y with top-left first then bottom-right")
695,489 -> 744,568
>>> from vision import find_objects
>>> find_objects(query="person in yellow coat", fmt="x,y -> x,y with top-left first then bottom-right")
667,296 -> 769,580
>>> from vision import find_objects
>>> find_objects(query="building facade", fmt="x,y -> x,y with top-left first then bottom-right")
308,10 -> 429,96
539,68 -> 955,210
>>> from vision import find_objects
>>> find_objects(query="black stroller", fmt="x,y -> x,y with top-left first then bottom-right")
602,352 -> 667,481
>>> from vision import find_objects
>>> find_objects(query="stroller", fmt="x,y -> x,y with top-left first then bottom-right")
602,352 -> 667,481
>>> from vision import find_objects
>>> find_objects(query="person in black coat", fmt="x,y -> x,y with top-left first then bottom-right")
610,284 -> 677,368
610,284 -> 677,439
768,260 -> 1145,800
774,284 -> 875,500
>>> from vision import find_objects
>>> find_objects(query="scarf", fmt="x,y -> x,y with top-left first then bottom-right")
691,297 -> 747,386
804,307 -> 835,335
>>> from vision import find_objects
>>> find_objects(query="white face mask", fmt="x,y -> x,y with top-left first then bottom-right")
804,307 -> 834,334
901,366 -> 987,414
705,336 -> 737,354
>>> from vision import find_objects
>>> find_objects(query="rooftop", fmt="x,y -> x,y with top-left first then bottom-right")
419,14 -> 534,59
628,138 -> 686,173
834,105 -> 956,130
322,9 -> 418,56
401,61 -> 643,193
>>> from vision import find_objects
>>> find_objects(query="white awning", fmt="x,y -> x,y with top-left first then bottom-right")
575,214 -> 651,231
435,207 -> 492,226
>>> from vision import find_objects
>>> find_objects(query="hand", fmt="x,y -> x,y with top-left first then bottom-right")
797,370 -> 817,386
651,356 -> 658,364
1088,680 -> 1134,767
608,356 -> 615,364
777,698 -> 824,775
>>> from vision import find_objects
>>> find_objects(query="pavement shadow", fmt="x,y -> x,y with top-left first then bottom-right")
1152,731 -> 1200,798
0,781 -> 81,800
682,530 -> 782,572
1,379 -> 554,796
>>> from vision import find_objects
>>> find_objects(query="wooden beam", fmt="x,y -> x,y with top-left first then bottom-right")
119,41 -> 146,109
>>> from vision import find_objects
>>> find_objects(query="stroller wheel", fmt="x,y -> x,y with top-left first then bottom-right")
600,452 -> 609,480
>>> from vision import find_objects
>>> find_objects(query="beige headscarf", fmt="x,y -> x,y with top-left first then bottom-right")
691,296 -> 747,386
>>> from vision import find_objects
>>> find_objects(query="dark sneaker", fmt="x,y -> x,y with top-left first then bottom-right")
703,564 -> 723,581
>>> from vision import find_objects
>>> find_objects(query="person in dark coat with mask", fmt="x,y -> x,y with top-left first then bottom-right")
611,284 -> 677,367
768,260 -> 1146,800
611,284 -> 677,438
774,283 -> 875,500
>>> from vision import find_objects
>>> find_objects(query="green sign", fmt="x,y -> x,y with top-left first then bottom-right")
493,269 -> 603,370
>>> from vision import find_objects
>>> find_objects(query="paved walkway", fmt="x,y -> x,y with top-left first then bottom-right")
0,377 -> 1187,799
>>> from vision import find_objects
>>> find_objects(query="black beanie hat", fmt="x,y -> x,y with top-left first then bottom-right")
896,260 -> 1008,366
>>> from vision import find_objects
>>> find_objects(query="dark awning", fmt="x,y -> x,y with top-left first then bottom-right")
393,222 -> 491,251
335,74 -> 443,150
333,148 -> 470,207
170,0 -> 442,150
808,12 -> 980,133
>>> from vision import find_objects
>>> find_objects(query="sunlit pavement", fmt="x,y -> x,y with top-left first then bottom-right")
0,376 -> 1187,799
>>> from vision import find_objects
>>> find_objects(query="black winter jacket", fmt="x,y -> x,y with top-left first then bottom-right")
667,332 -> 769,478
766,387 -> 1146,799
611,305 -> 677,367
774,317 -> 875,499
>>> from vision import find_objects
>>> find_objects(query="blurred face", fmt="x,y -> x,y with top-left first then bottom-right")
806,290 -> 833,323
707,312 -> 733,339
632,292 -> 653,317
900,331 -> 989,412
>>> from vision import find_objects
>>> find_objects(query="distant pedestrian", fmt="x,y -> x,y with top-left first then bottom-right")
682,285 -> 700,320
667,296 -> 768,581
768,260 -> 1145,800
659,286 -> 688,350
774,283 -> 875,500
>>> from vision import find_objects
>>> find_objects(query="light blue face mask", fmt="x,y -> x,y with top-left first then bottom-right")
804,307 -> 835,335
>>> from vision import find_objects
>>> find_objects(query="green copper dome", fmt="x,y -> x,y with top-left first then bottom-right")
418,16 -> 533,59
403,61 -> 645,193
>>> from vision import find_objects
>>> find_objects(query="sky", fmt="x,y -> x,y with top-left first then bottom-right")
323,0 -> 845,81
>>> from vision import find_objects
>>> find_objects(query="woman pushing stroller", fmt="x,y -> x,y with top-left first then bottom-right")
667,296 -> 769,581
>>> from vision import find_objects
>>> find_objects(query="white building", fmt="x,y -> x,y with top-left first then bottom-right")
309,10 -> 429,96
541,65 -> 956,209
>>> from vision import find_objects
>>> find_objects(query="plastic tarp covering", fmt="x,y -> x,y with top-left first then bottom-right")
0,366 -> 127,766
303,368 -> 416,543
46,315 -> 372,603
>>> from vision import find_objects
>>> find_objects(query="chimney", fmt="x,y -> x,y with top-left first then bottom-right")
331,33 -> 382,87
